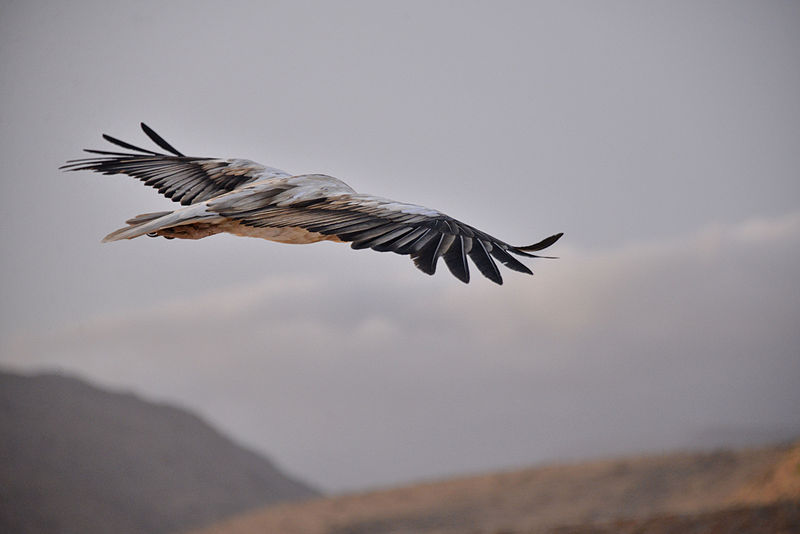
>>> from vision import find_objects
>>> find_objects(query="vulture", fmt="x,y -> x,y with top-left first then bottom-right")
62,123 -> 562,284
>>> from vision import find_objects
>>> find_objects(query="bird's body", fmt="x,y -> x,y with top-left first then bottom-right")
62,123 -> 562,284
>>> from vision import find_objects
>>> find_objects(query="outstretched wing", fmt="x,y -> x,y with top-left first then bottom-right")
60,123 -> 291,205
209,182 -> 563,284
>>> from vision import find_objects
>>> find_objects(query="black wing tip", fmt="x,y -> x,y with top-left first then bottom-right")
100,132 -> 160,155
139,122 -> 156,138
411,256 -> 437,276
60,156 -> 103,171
63,123 -> 189,170
140,122 -> 185,157
445,263 -> 471,284
517,232 -> 564,252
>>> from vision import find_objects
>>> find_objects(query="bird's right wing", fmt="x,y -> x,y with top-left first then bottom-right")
208,182 -> 562,284
61,123 -> 290,205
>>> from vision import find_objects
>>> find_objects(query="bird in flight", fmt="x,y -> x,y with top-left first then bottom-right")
62,123 -> 562,284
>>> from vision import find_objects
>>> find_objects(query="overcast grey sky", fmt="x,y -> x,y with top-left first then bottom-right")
1,1 -> 799,492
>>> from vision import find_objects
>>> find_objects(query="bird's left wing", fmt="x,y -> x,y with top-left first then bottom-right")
208,182 -> 562,284
61,123 -> 290,205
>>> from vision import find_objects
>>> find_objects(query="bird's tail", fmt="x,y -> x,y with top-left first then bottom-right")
102,204 -> 216,242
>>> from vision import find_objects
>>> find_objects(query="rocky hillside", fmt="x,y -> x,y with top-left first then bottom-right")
0,370 -> 318,534
189,442 -> 799,534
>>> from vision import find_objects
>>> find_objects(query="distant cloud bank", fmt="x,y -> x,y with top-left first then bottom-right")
4,211 -> 799,491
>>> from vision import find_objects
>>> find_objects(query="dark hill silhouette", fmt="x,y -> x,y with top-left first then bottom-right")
0,369 -> 318,534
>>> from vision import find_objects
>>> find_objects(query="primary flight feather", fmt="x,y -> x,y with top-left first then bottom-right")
62,123 -> 562,284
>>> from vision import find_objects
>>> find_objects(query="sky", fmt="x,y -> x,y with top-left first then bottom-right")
1,1 -> 799,492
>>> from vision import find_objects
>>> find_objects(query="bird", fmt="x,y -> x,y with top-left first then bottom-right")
61,123 -> 562,284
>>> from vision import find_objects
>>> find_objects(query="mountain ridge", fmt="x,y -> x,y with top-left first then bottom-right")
0,368 -> 318,534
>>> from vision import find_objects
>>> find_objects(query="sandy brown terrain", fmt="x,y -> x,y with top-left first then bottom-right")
537,500 -> 799,534
186,441 -> 800,534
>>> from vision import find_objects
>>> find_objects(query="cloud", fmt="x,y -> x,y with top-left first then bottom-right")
3,211 -> 800,491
